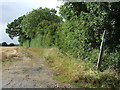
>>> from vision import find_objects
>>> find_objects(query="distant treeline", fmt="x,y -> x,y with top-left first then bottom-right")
0,42 -> 19,46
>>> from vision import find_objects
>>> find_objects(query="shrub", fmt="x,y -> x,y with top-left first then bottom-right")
2,42 -> 8,46
9,43 -> 15,46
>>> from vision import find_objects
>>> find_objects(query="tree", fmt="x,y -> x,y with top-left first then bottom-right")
6,15 -> 27,45
59,2 -> 88,20
22,7 -> 62,38
9,43 -> 15,46
6,15 -> 25,39
22,7 -> 62,46
59,2 -> 120,51
2,42 -> 8,46
57,2 -> 120,70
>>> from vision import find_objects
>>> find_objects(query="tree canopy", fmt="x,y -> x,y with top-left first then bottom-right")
22,7 -> 62,39
59,2 -> 120,51
6,15 -> 25,39
6,3 -> 120,71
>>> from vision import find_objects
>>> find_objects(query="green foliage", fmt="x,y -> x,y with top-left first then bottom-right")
57,2 -> 120,71
5,15 -> 28,45
6,15 -> 25,39
22,40 -> 29,47
22,7 -> 62,39
102,50 -> 120,72
59,2 -> 88,20
85,49 -> 120,72
30,35 -> 43,48
6,3 -> 120,87
21,7 -> 62,47
6,2 -> 120,71
59,2 -> 120,51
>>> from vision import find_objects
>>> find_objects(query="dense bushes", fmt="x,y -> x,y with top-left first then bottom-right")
56,2 -> 120,71
6,3 -> 120,71
21,7 -> 62,46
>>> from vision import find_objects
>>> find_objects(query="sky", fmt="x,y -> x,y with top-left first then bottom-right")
0,0 -> 64,44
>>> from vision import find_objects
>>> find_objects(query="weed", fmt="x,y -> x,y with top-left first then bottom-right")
2,59 -> 12,64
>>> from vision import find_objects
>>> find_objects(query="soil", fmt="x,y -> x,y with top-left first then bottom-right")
1,47 -> 74,88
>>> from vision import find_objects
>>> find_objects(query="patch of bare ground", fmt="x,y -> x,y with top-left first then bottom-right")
1,47 -> 75,88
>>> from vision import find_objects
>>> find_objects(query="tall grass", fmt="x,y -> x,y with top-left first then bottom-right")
22,40 -> 29,47
23,35 -> 52,48
31,35 -> 43,48
29,47 -> 120,88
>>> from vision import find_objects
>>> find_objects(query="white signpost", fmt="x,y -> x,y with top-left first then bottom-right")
97,30 -> 106,70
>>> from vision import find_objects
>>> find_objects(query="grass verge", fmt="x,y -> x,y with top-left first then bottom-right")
29,47 -> 120,88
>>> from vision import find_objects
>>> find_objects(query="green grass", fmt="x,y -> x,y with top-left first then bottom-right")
54,75 -> 71,83
2,59 -> 13,64
29,47 -> 120,88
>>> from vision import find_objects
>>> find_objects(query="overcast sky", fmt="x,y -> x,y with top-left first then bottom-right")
0,0 -> 63,44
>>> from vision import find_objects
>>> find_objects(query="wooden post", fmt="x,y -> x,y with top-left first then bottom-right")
97,30 -> 106,70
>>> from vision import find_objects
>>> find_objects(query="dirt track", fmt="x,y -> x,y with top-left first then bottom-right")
1,47 -> 74,88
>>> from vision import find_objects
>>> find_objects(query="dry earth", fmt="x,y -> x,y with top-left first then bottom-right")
1,47 -> 74,88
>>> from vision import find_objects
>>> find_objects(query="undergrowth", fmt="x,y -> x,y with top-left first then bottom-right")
29,47 -> 120,88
